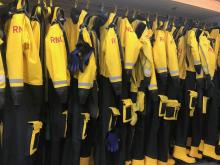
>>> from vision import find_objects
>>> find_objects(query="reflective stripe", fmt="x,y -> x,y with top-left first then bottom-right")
9,79 -> 23,83
156,67 -> 167,72
170,70 -> 179,75
148,84 -> 157,88
109,76 -> 122,81
144,69 -> 151,76
78,82 -> 93,87
194,60 -> 201,65
203,67 -> 208,73
0,75 -> 5,82
53,80 -> 68,85
125,62 -> 134,67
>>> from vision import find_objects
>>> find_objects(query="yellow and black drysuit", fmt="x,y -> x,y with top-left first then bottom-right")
144,18 -> 181,165
198,30 -> 220,160
62,9 -> 97,165
45,7 -> 70,165
209,28 -> 220,155
130,20 -> 158,165
94,12 -> 123,165
30,5 -> 48,165
3,1 -> 43,165
115,16 -> 142,165
173,27 -> 202,163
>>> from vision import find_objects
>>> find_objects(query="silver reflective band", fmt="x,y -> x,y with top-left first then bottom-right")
9,79 -> 23,83
203,67 -> 208,73
125,62 -> 134,67
170,70 -> 179,75
53,80 -> 68,85
144,69 -> 151,76
156,67 -> 167,71
0,75 -> 5,82
148,84 -> 157,88
78,82 -> 93,87
109,76 -> 122,81
194,60 -> 201,65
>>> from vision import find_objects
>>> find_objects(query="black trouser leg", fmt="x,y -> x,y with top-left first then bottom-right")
94,76 -> 118,165
132,113 -> 146,160
145,100 -> 160,159
175,72 -> 196,147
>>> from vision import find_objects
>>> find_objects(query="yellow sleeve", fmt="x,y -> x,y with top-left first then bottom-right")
124,19 -> 142,70
6,14 -> 24,105
142,42 -> 158,91
153,30 -> 167,74
23,17 -> 42,86
6,14 -> 24,88
78,29 -> 97,90
188,30 -> 201,67
45,25 -> 69,102
105,28 -> 122,95
166,32 -> 179,77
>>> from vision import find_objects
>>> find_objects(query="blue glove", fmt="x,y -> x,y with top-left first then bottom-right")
68,42 -> 93,74
105,131 -> 119,153
68,48 -> 80,73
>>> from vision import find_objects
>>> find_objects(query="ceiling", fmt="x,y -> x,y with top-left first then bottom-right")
1,0 -> 220,22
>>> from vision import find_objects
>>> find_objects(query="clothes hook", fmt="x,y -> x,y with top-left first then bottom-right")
85,0 -> 90,10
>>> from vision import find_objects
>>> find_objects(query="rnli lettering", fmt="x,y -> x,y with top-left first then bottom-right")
51,37 -> 63,43
13,26 -> 22,33
208,47 -> 214,53
125,26 -> 133,32
112,38 -> 116,44
178,48 -> 182,54
160,37 -> 165,42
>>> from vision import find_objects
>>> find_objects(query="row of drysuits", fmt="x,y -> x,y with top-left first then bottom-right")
0,1 -> 220,165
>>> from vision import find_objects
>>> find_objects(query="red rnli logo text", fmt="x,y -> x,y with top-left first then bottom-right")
125,26 -> 133,33
160,37 -> 165,42
13,26 -> 22,33
111,38 -> 116,44
50,37 -> 63,43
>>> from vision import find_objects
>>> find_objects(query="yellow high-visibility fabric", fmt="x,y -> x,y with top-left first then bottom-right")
100,13 -> 122,83
6,4 -> 42,87
186,29 -> 201,72
153,30 -> 167,74
45,7 -> 69,89
165,31 -> 179,77
199,31 -> 217,79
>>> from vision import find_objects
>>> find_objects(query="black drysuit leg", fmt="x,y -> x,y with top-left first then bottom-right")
3,83 -> 43,165
158,76 -> 180,163
175,71 -> 196,147
47,81 -> 67,165
94,76 -> 119,165
203,74 -> 220,148
190,79 -> 204,149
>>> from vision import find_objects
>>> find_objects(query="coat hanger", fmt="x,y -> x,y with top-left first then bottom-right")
146,12 -> 151,29
124,7 -> 129,17
85,0 -> 90,10
113,4 -> 117,14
